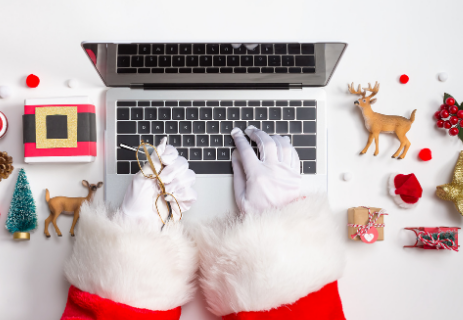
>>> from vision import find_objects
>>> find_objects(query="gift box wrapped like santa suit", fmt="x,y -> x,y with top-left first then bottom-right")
60,131 -> 346,320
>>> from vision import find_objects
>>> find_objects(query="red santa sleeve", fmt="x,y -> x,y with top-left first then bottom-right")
61,202 -> 198,320
195,194 -> 346,320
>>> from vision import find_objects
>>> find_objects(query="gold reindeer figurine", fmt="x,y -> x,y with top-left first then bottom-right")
44,180 -> 103,237
348,82 -> 417,159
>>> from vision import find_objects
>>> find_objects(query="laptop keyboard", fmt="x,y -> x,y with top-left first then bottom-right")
116,43 -> 315,74
116,99 -> 317,175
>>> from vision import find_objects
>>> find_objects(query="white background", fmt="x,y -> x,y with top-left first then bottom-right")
1,0 -> 463,319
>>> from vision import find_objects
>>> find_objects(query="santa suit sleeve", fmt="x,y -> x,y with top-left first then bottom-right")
195,194 -> 346,320
60,202 -> 198,320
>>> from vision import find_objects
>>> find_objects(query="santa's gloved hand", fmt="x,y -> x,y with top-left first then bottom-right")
231,125 -> 301,214
121,137 -> 197,227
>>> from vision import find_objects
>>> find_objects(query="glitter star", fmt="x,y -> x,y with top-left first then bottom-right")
436,151 -> 463,216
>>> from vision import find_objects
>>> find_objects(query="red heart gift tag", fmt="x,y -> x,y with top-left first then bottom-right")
360,227 -> 378,244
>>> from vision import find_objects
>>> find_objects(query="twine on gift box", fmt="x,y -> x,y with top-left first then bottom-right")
417,231 -> 458,252
347,207 -> 388,239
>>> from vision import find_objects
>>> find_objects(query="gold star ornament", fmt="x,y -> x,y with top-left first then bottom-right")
436,151 -> 463,216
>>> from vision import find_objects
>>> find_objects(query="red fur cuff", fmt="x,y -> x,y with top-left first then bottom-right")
223,281 -> 345,320
61,285 -> 181,320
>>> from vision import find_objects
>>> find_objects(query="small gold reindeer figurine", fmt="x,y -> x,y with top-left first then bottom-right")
44,180 -> 103,237
348,82 -> 417,159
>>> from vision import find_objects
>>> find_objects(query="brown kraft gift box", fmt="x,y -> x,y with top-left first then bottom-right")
348,207 -> 385,241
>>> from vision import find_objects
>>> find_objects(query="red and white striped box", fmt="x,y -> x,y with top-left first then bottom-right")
23,96 -> 97,163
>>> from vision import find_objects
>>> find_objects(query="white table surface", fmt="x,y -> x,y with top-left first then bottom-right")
1,0 -> 463,319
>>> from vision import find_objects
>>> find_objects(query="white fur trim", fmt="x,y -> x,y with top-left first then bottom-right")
195,194 -> 346,316
64,201 -> 198,311
388,173 -> 418,209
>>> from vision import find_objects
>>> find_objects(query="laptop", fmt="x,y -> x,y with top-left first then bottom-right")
82,42 -> 346,223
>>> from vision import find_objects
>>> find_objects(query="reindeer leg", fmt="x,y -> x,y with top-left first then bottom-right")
361,133 -> 374,155
52,213 -> 63,237
44,214 -> 52,237
398,137 -> 411,159
70,210 -> 80,237
392,131 -> 407,158
373,133 -> 380,156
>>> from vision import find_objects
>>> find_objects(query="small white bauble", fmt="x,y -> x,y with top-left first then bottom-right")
67,79 -> 79,88
438,72 -> 448,82
342,172 -> 353,181
0,86 -> 12,99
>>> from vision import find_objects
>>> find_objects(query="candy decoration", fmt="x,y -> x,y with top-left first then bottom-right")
436,151 -> 463,216
0,111 -> 7,139
26,74 -> 40,88
418,148 -> 432,161
389,173 -> 423,209
438,72 -> 448,82
0,85 -> 12,99
399,74 -> 409,84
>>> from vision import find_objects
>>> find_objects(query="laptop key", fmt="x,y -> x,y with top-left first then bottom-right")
165,101 -> 178,107
247,46 -> 260,54
234,121 -> 247,131
241,108 -> 253,120
213,56 -> 226,66
117,56 -> 130,67
197,135 -> 209,147
268,56 -> 281,66
303,161 -> 316,174
169,135 -> 181,146
189,161 -> 233,174
241,56 -> 253,66
303,121 -> 316,133
179,68 -> 192,73
117,108 -> 130,120
152,121 -> 164,133
262,67 -> 274,73
117,68 -> 136,73
213,109 -> 226,120
138,68 -> 150,73
276,121 -> 288,133
221,100 -> 233,106
276,100 -> 288,106
186,56 -> 199,67
117,162 -> 130,174
217,148 -> 230,160
288,43 -> 300,54
141,135 -> 154,145
159,56 -> 172,67
296,148 -> 316,160
193,122 -> 205,133
193,101 -> 206,106
183,135 -> 195,147
207,68 -> 219,73
290,121 -> 302,133
274,44 -> 287,54
200,108 -> 212,120
117,135 -> 140,147
235,100 -> 246,107
152,68 -> 164,73
227,56 -> 240,66
155,135 -> 167,146
221,121 -> 233,133
207,44 -> 219,54
131,161 -> 141,174
296,56 -> 315,67
248,67 -> 260,73
254,56 -> 267,66
158,108 -> 171,120
200,56 -> 213,67
173,108 -> 185,120
211,135 -> 223,146
204,149 -> 216,160
234,45 -> 246,54
118,44 -> 137,55
138,121 -> 150,134
228,108 -> 240,120
118,148 -> 145,161
289,67 -> 301,73
172,56 -> 185,67
255,108 -> 268,120
177,148 -> 188,159
248,121 -> 261,129
187,108 -> 199,120
221,67 -> 232,73
166,68 -> 178,73
269,108 -> 281,120
248,100 -> 260,107
139,44 -> 151,54
262,100 -> 274,107
117,101 -> 137,107
301,43 -> 315,54
151,101 -> 164,106
302,67 -> 315,73
179,121 -> 192,133
221,44 -> 233,54
207,100 -> 219,106
166,44 -> 178,54
297,108 -> 316,120
290,100 -> 302,106
117,121 -> 136,134
283,108 -> 295,120
293,135 -> 316,147
179,101 -> 192,106
234,67 -> 246,73
193,68 -> 206,73
303,100 -> 316,106
224,135 -> 235,147
131,108 -> 143,120
262,121 -> 275,133
207,121 -> 220,134
180,44 -> 191,54
190,149 -> 202,160
165,121 -> 178,133
275,67 -> 287,73
193,44 -> 206,54
262,44 -> 274,54
282,56 -> 294,66
152,44 -> 164,54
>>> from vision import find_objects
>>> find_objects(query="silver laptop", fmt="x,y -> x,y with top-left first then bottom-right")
82,42 -> 346,224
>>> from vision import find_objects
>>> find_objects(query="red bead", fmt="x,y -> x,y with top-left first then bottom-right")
434,111 -> 442,120
450,116 -> 459,125
399,74 -> 409,84
446,97 -> 456,106
440,104 -> 448,110
449,105 -> 459,114
437,120 -> 445,128
460,119 -> 463,127
444,121 -> 452,129
449,127 -> 459,136
418,148 -> 432,161
440,110 -> 450,118
457,110 -> 463,119
26,74 -> 40,88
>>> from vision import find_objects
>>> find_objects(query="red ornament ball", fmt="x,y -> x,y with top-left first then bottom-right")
437,120 -> 445,128
444,121 -> 452,129
449,105 -> 459,114
26,74 -> 40,88
440,104 -> 448,110
440,110 -> 450,118
418,148 -> 432,161
450,116 -> 459,125
434,111 -> 442,120
449,127 -> 459,136
399,74 -> 409,84
457,110 -> 463,119
446,97 -> 456,106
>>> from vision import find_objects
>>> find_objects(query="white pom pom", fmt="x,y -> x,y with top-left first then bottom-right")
438,72 -> 448,82
0,86 -> 12,99
67,79 -> 79,88
342,172 -> 353,181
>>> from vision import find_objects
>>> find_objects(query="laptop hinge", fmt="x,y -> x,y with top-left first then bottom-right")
132,83 -> 295,90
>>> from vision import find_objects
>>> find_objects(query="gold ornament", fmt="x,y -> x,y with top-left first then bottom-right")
436,151 -> 463,216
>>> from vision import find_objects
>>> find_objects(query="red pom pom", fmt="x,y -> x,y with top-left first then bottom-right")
418,148 -> 432,161
399,74 -> 409,84
26,74 -> 40,88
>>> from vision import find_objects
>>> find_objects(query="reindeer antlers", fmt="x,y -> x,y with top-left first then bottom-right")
348,81 -> 380,99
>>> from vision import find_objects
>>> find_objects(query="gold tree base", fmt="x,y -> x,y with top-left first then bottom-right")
13,232 -> 30,241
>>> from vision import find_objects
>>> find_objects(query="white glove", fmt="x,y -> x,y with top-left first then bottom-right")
231,125 -> 301,214
121,138 -> 197,228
